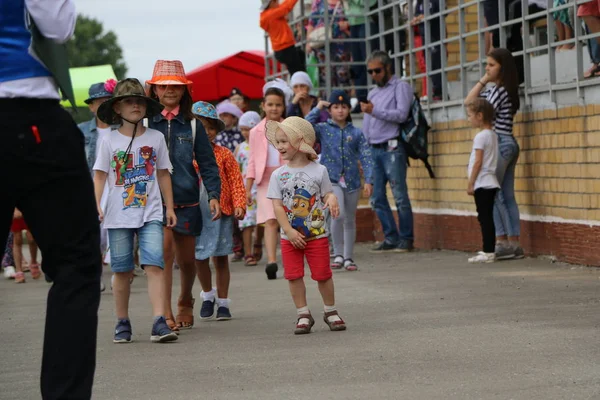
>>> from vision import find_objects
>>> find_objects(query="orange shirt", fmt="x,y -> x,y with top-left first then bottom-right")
260,0 -> 298,52
213,144 -> 246,216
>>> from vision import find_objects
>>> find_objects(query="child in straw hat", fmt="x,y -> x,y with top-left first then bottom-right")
93,78 -> 178,344
266,116 -> 347,335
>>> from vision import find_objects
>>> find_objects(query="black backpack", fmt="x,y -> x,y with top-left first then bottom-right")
399,94 -> 435,179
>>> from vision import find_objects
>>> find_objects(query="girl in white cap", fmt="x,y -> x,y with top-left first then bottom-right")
266,116 -> 346,335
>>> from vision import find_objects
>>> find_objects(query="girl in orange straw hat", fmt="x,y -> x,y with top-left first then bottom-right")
266,116 -> 345,334
146,60 -> 222,331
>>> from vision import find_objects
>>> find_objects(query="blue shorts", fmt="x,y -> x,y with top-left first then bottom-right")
195,215 -> 234,260
165,205 -> 202,236
108,220 -> 164,273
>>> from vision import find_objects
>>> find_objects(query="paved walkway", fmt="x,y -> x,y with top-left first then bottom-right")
1,245 -> 600,399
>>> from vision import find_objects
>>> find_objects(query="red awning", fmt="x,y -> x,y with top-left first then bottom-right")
186,51 -> 268,102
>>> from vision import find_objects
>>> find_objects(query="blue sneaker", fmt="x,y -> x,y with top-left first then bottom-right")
216,306 -> 232,321
200,298 -> 216,319
150,316 -> 178,343
114,319 -> 132,343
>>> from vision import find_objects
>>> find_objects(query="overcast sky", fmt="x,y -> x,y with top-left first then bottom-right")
74,0 -> 266,81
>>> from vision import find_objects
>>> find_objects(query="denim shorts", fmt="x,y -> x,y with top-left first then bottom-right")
108,220 -> 164,273
164,204 -> 202,236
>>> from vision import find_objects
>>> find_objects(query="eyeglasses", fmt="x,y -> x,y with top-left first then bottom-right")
367,68 -> 383,75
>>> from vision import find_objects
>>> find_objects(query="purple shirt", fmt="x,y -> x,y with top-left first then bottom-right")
363,76 -> 414,145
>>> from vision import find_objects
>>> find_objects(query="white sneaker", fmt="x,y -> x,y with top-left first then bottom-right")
468,252 -> 495,263
3,266 -> 16,279
100,281 -> 106,292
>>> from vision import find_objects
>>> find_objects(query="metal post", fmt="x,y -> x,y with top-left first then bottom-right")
440,0 -> 448,103
498,0 -> 507,48
544,0 -> 555,104
521,0 -> 531,106
458,0 -> 467,99
407,0 -> 416,89
324,2 -> 332,96
424,0 -> 431,103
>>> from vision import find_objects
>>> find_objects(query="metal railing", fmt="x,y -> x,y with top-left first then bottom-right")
264,0 -> 600,111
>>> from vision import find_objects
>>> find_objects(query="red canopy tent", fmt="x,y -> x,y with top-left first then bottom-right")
186,50 -> 269,102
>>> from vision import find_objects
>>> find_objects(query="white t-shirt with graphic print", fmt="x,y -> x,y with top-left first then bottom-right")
94,127 -> 172,229
267,162 -> 333,241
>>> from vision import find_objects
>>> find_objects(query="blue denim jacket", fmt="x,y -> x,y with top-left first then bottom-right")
306,107 -> 373,192
78,118 -> 100,174
148,113 -> 221,206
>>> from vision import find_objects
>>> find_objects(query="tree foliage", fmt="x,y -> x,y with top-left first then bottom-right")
67,15 -> 128,79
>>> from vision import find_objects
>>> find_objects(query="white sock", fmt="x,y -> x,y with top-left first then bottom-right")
297,306 -> 310,325
216,298 -> 230,308
324,305 -> 342,322
201,288 -> 216,302
297,306 -> 309,315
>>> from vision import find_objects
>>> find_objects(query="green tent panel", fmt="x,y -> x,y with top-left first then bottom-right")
60,65 -> 117,108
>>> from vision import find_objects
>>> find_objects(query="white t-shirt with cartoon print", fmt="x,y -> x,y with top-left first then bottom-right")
267,162 -> 334,241
93,127 -> 172,229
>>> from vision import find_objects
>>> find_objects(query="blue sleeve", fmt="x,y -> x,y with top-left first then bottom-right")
356,128 -> 373,185
305,106 -> 321,125
194,122 -> 221,201
305,107 -> 325,141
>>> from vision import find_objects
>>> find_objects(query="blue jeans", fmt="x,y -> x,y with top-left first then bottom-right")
370,145 -> 414,244
587,25 -> 600,64
108,220 -> 164,272
493,135 -> 521,237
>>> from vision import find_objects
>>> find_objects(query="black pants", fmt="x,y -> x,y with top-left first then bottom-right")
274,44 -> 306,75
0,98 -> 101,400
474,188 -> 497,253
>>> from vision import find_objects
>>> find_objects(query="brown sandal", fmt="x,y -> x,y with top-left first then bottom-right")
294,313 -> 315,335
244,255 -> 257,266
165,317 -> 180,334
323,310 -> 346,331
253,244 -> 263,262
176,298 -> 195,329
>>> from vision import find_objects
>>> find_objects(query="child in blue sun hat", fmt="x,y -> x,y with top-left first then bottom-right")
191,101 -> 246,320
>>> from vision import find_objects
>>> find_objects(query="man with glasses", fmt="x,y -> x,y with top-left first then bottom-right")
361,50 -> 415,253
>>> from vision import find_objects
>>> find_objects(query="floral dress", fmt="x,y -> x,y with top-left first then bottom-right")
235,142 -> 257,229
308,0 -> 352,96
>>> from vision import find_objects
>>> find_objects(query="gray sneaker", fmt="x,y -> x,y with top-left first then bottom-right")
495,244 -> 516,260
513,246 -> 525,259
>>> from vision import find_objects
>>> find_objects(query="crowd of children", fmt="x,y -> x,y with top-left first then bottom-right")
1,44 -> 523,339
